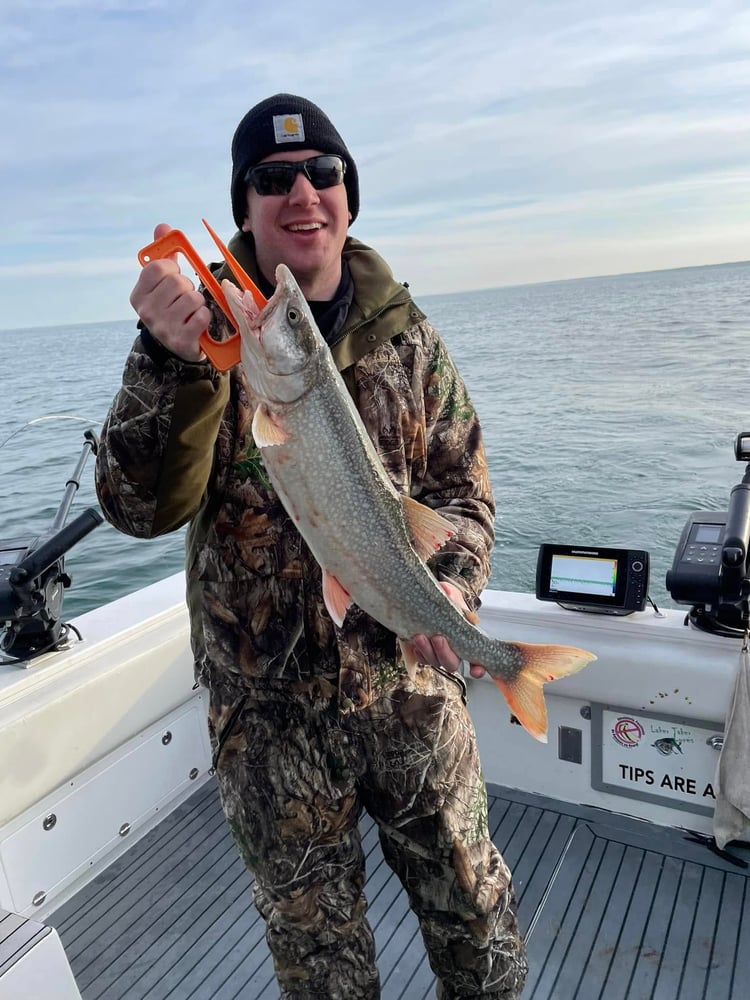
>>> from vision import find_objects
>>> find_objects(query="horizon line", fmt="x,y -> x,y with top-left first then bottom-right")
2,256 -> 748,335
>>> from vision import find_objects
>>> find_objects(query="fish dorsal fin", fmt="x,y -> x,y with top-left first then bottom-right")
322,570 -> 352,627
252,405 -> 290,447
401,495 -> 455,561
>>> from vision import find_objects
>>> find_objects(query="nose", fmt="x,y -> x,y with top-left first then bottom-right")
289,171 -> 320,206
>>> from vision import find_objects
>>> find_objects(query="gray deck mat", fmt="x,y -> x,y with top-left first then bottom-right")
49,780 -> 750,999
1,906 -> 51,979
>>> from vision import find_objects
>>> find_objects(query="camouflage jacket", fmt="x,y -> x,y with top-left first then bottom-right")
95,235 -> 495,714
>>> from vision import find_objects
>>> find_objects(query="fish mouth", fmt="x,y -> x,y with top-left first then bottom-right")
249,264 -> 296,328
245,264 -> 308,377
247,272 -> 283,337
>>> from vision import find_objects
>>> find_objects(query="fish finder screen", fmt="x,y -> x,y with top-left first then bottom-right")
692,523 -> 722,544
549,553 -> 617,598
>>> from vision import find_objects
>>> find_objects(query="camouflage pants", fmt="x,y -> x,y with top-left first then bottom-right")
211,666 -> 528,999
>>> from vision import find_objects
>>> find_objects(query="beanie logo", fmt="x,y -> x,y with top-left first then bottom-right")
273,113 -> 305,144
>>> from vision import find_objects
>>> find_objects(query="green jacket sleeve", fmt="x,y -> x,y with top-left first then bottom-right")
95,332 -> 230,538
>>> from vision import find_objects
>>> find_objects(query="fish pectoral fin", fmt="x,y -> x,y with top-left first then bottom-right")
488,643 -> 597,743
322,570 -> 352,628
398,638 -> 420,682
401,496 -> 455,561
438,581 -> 480,624
252,405 -> 290,447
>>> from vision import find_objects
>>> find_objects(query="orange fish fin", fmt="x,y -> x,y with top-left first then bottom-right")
322,570 -> 351,628
398,638 -> 420,682
489,673 -> 549,743
252,406 -> 289,447
401,495 -> 455,561
487,643 -> 597,743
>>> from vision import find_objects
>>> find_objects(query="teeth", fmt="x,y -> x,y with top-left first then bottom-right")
288,223 -> 322,232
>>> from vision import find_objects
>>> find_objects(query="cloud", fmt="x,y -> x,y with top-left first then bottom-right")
0,0 -> 748,327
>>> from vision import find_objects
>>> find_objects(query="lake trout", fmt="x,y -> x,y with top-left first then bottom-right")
222,264 -> 595,741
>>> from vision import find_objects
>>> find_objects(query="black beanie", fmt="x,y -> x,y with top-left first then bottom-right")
231,94 -> 360,230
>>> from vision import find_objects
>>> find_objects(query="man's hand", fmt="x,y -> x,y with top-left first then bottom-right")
411,581 -> 486,679
130,223 -> 211,362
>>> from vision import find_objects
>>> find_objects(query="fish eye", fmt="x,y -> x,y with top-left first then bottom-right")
287,307 -> 301,326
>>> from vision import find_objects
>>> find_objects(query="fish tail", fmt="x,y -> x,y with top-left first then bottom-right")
483,643 -> 596,743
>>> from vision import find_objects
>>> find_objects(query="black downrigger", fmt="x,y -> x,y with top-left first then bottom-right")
0,430 -> 103,662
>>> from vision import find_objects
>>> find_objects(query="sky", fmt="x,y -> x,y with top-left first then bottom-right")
1,0 -> 748,331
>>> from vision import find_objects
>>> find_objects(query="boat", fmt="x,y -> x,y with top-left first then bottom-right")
1,435 -> 749,999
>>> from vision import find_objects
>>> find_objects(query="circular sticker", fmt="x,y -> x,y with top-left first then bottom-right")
612,716 -> 645,748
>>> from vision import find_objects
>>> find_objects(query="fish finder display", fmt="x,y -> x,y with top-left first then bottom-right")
692,523 -> 723,544
536,544 -> 649,615
549,553 -> 617,598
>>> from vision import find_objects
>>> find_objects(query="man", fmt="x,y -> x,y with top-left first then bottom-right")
96,93 -> 528,999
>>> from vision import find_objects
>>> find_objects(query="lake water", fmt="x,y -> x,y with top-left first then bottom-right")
1,259 -> 748,623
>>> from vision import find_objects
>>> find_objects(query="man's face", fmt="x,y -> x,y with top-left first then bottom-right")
242,148 -> 351,301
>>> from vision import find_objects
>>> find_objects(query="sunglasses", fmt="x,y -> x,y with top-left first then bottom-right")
244,154 -> 347,197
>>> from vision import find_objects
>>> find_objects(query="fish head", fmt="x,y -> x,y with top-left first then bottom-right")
222,263 -> 323,404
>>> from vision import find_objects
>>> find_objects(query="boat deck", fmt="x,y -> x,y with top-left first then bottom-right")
49,779 -> 750,999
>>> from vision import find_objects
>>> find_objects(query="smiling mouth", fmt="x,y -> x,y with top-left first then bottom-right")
286,222 -> 324,232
